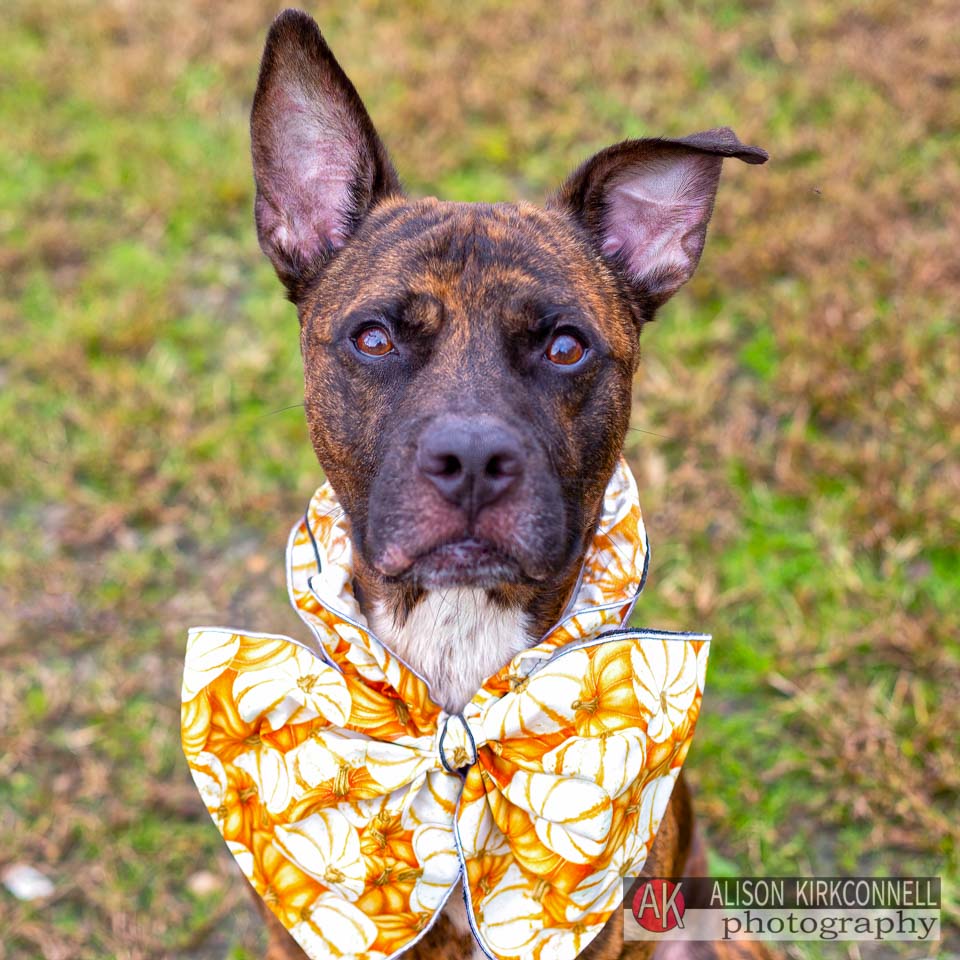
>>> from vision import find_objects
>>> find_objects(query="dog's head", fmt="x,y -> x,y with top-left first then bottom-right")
251,10 -> 766,609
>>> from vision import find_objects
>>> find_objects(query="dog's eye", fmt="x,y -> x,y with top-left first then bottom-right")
354,324 -> 394,357
545,331 -> 586,366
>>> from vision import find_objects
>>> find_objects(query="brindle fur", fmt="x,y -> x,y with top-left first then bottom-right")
247,9 -> 769,960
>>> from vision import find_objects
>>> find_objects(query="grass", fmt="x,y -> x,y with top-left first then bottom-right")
1,0 -> 958,957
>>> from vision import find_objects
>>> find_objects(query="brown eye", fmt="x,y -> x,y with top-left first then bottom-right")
355,324 -> 394,357
545,332 -> 586,366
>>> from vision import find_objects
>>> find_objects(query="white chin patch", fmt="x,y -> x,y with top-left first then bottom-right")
367,587 -> 532,713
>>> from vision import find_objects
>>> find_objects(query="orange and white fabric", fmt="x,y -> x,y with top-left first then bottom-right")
181,459 -> 709,960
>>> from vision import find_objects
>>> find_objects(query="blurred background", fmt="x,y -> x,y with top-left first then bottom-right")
1,1 -> 957,957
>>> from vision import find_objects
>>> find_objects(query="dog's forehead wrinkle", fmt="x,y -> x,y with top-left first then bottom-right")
373,199 -> 579,272
308,196 -> 641,363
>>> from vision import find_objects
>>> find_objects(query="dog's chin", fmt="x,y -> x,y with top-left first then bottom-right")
390,538 -> 530,590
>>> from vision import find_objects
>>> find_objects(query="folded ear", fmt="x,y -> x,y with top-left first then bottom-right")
251,9 -> 401,297
550,128 -> 767,311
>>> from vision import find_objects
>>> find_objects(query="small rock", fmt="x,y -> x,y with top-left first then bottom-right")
63,726 -> 98,751
187,870 -> 221,896
2,864 -> 55,901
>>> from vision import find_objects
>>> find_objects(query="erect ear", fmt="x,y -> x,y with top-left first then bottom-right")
550,128 -> 767,311
250,9 -> 401,297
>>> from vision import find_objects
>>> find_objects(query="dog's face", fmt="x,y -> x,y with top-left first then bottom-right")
251,11 -> 766,607
297,199 -> 639,594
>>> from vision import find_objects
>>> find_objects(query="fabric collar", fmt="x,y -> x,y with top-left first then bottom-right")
182,458 -> 709,960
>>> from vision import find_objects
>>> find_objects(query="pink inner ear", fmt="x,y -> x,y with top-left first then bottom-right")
258,86 -> 361,265
601,152 -> 722,298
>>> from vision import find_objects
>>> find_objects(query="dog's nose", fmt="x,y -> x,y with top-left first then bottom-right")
417,418 -> 524,516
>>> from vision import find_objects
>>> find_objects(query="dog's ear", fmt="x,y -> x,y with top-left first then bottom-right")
550,128 -> 767,311
251,9 -> 401,297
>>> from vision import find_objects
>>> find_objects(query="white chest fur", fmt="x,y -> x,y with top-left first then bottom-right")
367,587 -> 532,714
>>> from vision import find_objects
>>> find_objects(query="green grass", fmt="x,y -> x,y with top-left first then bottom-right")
2,0 -> 958,956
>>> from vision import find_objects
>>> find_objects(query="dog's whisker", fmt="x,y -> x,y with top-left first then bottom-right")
626,426 -> 672,440
314,504 -> 345,523
260,402 -> 306,418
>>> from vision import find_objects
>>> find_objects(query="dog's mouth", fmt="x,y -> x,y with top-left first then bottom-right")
386,537 -> 529,589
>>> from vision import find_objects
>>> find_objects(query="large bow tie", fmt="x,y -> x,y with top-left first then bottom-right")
181,460 -> 709,960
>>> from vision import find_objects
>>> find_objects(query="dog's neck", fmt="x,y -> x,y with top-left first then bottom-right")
366,589 -> 532,713
352,559 -> 584,714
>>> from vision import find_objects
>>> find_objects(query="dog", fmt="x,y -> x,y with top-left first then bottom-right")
246,10 -> 767,960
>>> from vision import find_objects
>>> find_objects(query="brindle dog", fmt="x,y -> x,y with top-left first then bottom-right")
247,9 -> 768,960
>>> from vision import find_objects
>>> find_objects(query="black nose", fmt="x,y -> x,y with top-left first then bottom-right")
417,417 -> 525,517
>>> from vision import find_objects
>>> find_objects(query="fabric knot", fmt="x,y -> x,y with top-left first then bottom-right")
437,713 -> 478,773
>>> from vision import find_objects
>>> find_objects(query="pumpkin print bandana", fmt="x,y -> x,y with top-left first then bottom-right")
181,458 -> 709,960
